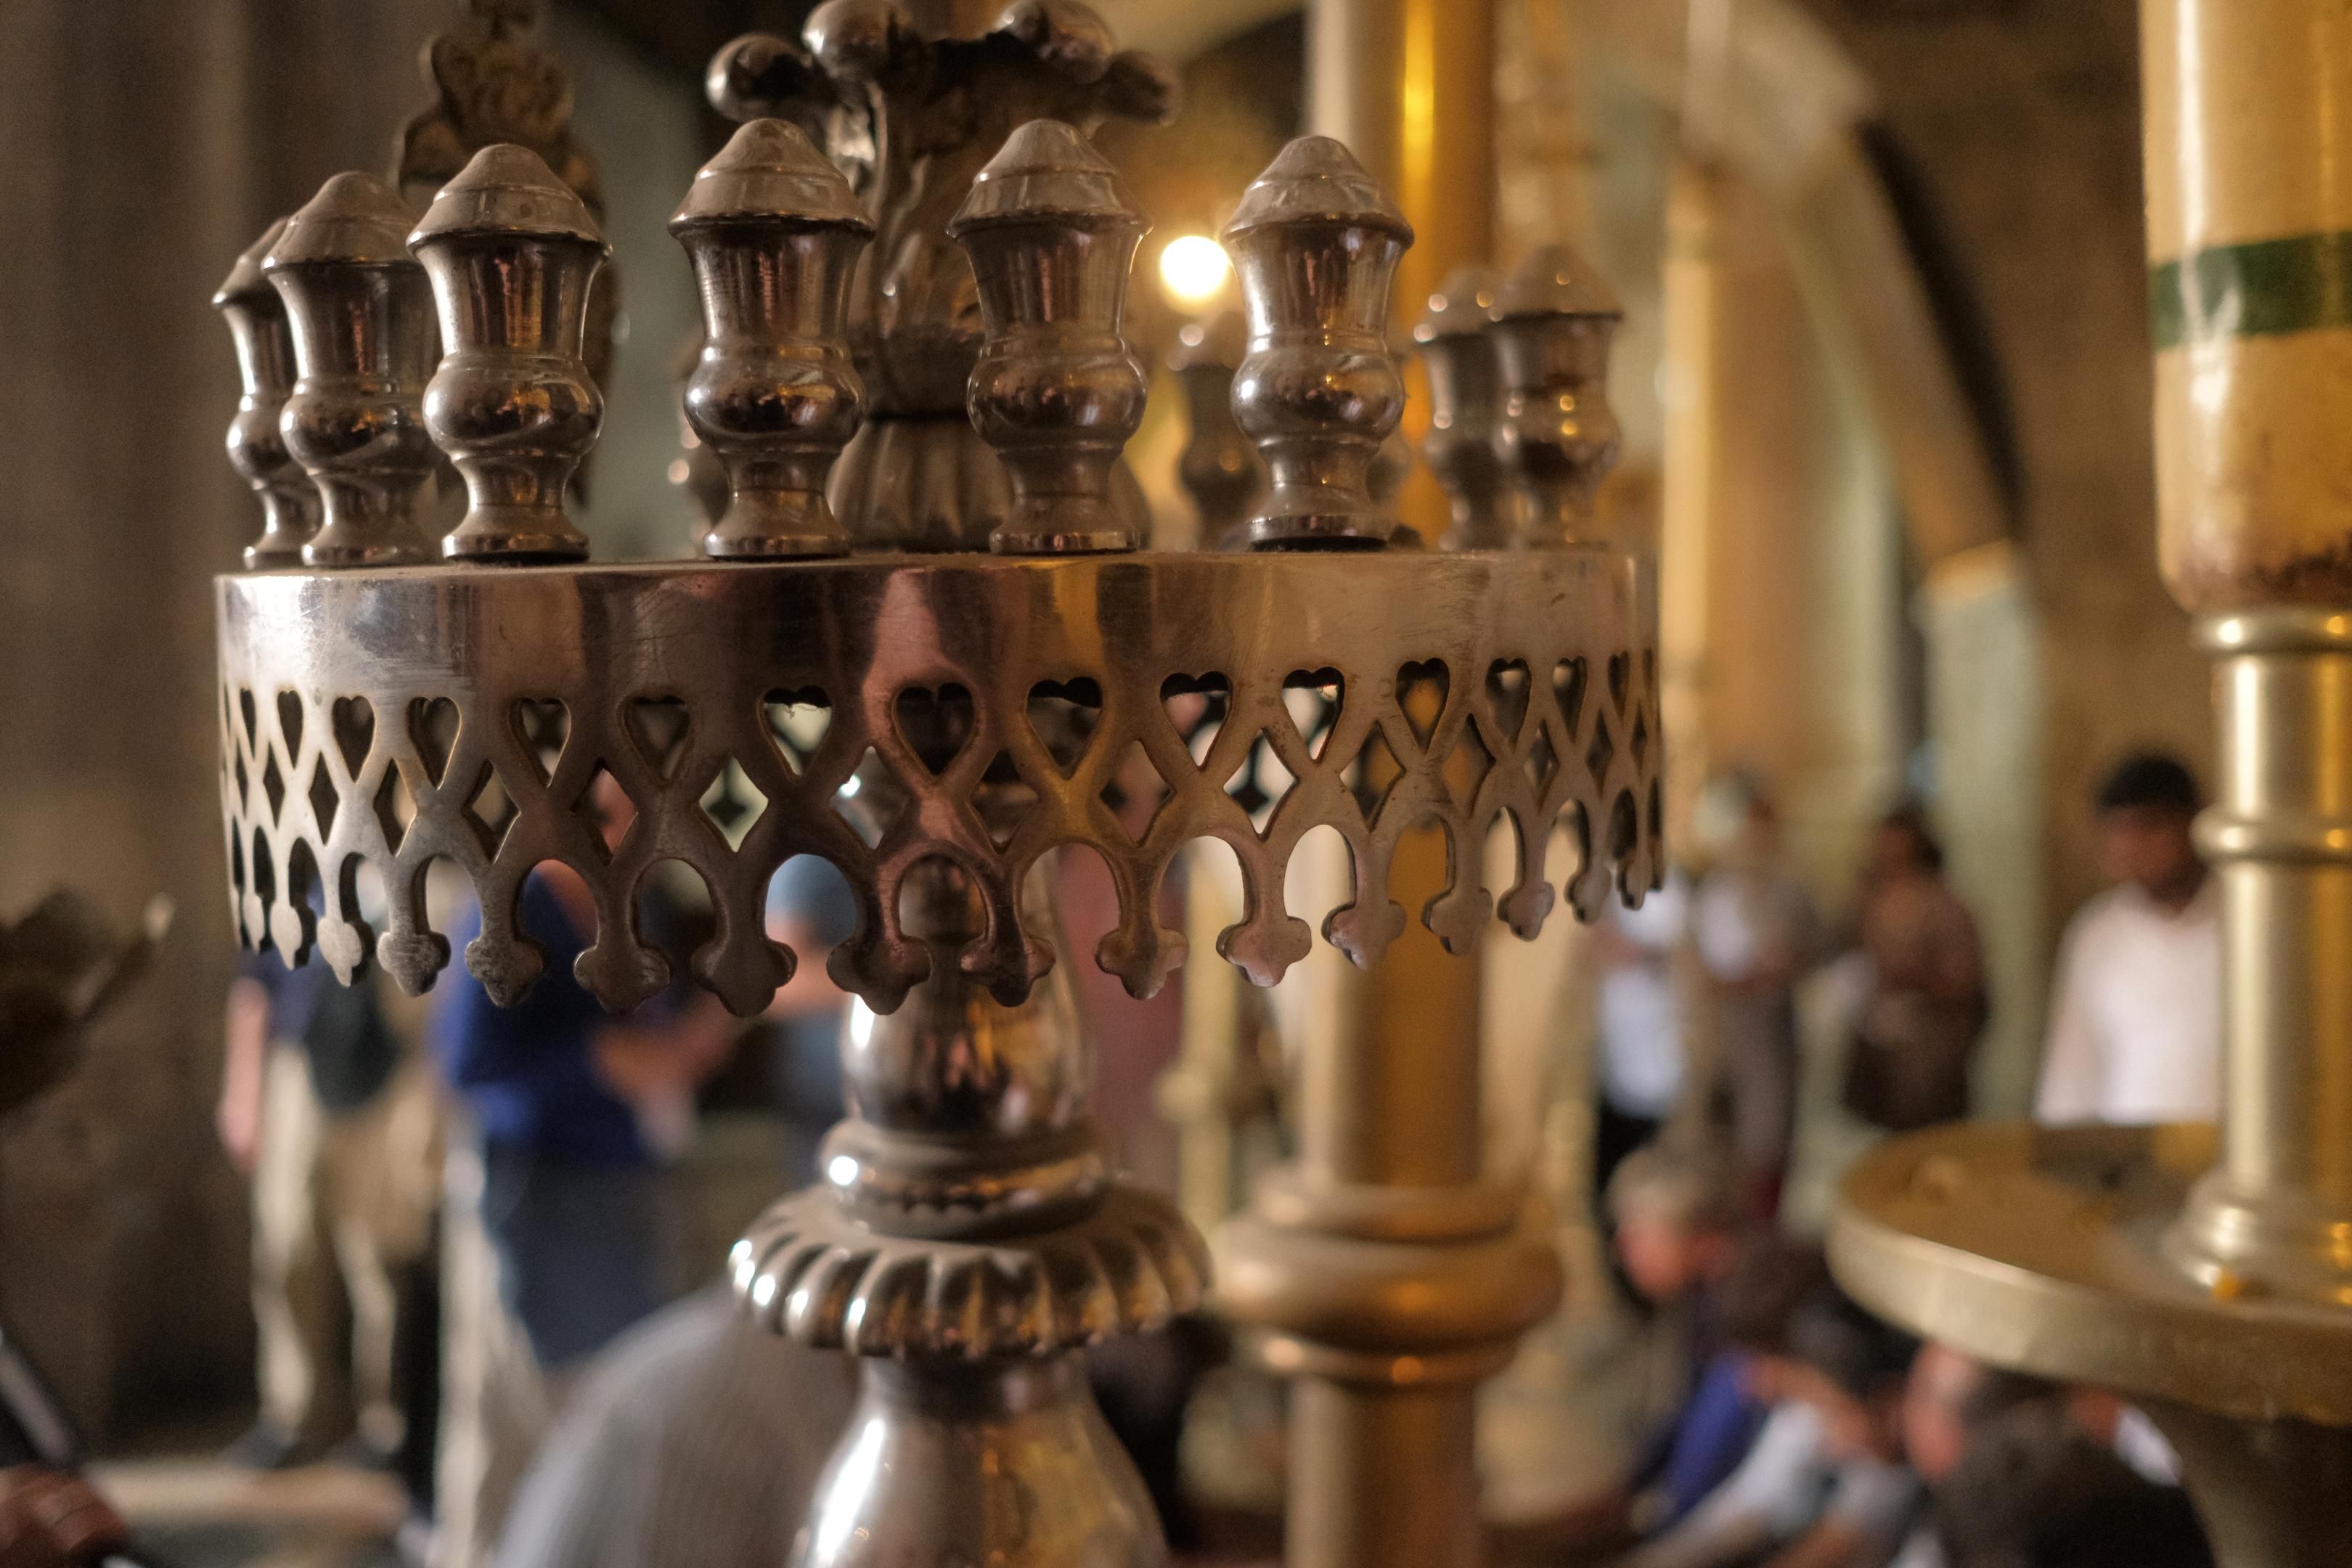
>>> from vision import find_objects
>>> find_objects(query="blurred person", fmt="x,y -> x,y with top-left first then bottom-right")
430,774 -> 743,1568
1935,1403 -> 2210,1568
761,854 -> 857,1188
492,1287 -> 855,1568
1595,873 -> 1693,1199
1885,1346 -> 2059,1568
1842,808 -> 1988,1133
1619,1259 -> 1921,1568
2036,754 -> 2219,1124
1605,1146 -> 1770,1532
1692,776 -> 1824,1217
217,942 -> 441,1471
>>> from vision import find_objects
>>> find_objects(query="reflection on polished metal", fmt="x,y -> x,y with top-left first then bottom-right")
671,119 -> 873,560
706,1 -> 1177,549
1414,266 -> 1510,552
1225,138 -> 1413,551
212,7 -> 1662,1567
1169,311 -> 1264,549
1829,3 -> 2352,1564
410,144 -> 607,563
1492,245 -> 1621,548
262,173 -> 437,569
950,120 -> 1149,555
214,219 -> 320,569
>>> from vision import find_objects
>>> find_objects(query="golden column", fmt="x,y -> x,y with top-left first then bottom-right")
1832,3 -> 2352,1562
1220,8 -> 1561,1568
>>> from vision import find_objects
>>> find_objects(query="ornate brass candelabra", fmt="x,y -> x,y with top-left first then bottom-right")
210,4 -> 1659,1565
1829,3 -> 2352,1563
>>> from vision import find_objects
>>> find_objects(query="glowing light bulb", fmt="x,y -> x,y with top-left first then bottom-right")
1158,234 -> 1232,309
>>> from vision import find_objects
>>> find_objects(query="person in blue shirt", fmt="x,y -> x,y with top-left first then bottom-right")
430,774 -> 740,1568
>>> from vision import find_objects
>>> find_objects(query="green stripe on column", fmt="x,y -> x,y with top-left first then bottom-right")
2149,230 -> 2352,349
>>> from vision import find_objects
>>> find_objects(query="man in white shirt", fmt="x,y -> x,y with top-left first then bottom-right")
2035,754 -> 2221,1124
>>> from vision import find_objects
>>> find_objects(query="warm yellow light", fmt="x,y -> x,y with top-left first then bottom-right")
1157,234 -> 1232,309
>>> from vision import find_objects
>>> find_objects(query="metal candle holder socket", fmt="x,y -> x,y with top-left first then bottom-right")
671,118 -> 873,560
950,120 -> 1151,556
1224,137 -> 1413,551
261,173 -> 438,569
409,142 -> 608,563
1491,245 -> 1621,547
214,218 -> 322,569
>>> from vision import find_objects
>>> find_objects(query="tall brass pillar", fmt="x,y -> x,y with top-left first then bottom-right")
1830,4 -> 2352,1563
1220,9 -> 1563,1568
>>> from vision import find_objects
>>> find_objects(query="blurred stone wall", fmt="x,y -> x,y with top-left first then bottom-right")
0,0 -> 444,1438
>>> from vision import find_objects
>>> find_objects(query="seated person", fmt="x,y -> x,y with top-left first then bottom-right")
1620,1255 -> 1922,1568
1609,1145 -> 1771,1530
1935,1403 -> 2210,1568
1886,1344 -> 2059,1568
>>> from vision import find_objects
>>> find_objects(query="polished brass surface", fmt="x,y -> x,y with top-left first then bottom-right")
1491,245 -> 1620,548
216,550 -> 1659,1012
950,120 -> 1150,555
261,173 -> 438,569
213,219 -> 321,570
792,1356 -> 1164,1568
671,120 -> 873,560
706,1 -> 1177,550
1167,311 -> 1265,549
1413,266 -> 1511,552
1223,138 -> 1413,551
409,144 -> 608,563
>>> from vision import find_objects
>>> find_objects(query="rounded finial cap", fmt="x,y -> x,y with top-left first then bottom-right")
1221,136 -> 1412,243
670,118 -> 870,234
1496,243 -> 1620,320
947,118 -> 1145,235
408,144 -> 607,253
264,173 -> 422,270
1414,264 -> 1505,343
215,216 -> 291,308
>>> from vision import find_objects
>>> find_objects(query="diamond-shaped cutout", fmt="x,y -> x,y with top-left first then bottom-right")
409,697 -> 460,788
1347,728 -> 1405,824
1630,706 -> 1651,771
238,687 -> 259,752
261,751 -> 287,823
307,756 -> 340,838
569,764 -> 632,865
1224,732 -> 1296,825
1282,668 -> 1343,761
627,697 -> 693,783
464,762 -> 520,858
763,686 -> 832,776
1101,740 -> 1172,844
233,751 -> 250,809
1441,723 -> 1493,809
1552,658 -> 1588,737
698,755 -> 769,852
1607,651 -> 1631,717
1486,661 -> 1531,743
980,752 -> 1038,851
512,698 -> 571,785
1395,660 -> 1449,752
1162,672 -> 1230,767
375,767 -> 417,854
894,685 -> 976,777
332,696 -> 375,777
1524,728 -> 1559,798
1585,714 -> 1616,787
1027,677 -> 1103,778
276,690 -> 306,760
833,748 -> 901,849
